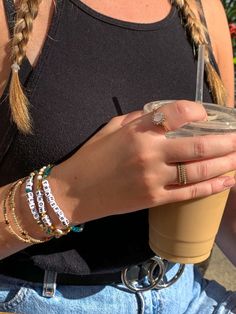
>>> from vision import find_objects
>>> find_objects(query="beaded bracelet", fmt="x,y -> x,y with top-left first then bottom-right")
24,164 -> 84,239
38,165 -> 84,235
3,180 -> 48,244
25,170 -> 65,238
37,164 -> 70,228
42,179 -> 70,227
25,171 -> 53,232
36,165 -> 73,238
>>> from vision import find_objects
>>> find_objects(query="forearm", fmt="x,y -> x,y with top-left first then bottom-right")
216,187 -> 236,267
0,146 -> 112,261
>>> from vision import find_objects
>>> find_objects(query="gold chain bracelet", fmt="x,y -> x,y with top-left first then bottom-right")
3,179 -> 49,244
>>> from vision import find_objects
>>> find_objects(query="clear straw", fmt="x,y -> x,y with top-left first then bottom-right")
195,44 -> 205,103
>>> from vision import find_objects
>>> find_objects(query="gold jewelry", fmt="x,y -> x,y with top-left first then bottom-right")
3,183 -> 31,243
177,162 -> 187,185
3,179 -> 48,244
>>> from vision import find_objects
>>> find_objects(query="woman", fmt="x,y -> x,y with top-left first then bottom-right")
0,0 -> 235,313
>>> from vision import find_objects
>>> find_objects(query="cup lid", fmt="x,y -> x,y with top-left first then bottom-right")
143,101 -> 236,137
181,103 -> 236,134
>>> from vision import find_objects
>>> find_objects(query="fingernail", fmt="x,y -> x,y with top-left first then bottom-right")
223,177 -> 236,188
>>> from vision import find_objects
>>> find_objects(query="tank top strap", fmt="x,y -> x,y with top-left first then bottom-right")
196,0 -> 220,76
3,0 -> 16,36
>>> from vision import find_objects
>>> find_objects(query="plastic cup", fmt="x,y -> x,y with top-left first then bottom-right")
144,100 -> 236,264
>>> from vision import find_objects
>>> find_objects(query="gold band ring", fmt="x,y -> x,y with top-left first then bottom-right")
177,162 -> 187,185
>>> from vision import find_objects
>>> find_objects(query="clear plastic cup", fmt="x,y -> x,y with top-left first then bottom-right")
144,100 -> 236,264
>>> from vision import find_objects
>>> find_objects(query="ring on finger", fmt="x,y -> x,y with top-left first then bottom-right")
152,109 -> 169,132
177,162 -> 187,185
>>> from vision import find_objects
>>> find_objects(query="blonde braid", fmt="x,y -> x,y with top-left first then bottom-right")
173,0 -> 227,105
10,0 -> 41,134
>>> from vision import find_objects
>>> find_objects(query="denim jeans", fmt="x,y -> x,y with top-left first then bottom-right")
0,265 -> 235,314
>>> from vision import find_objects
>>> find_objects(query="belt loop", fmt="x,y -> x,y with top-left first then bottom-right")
42,270 -> 57,298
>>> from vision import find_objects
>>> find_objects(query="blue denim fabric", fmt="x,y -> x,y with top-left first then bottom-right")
0,265 -> 235,314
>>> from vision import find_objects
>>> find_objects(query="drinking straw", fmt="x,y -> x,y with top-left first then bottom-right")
195,44 -> 205,103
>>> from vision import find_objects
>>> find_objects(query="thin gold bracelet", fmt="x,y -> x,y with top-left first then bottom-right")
10,178 -> 50,244
3,179 -> 49,244
3,182 -> 31,243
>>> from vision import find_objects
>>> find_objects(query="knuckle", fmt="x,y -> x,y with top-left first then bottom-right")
208,182 -> 214,195
149,193 -> 162,206
146,186 -> 162,205
125,127 -> 151,156
110,116 -> 120,124
131,152 -> 152,179
135,151 -> 150,168
174,100 -> 206,122
140,173 -> 158,203
143,175 -> 156,193
174,100 -> 190,116
197,162 -> 208,179
136,167 -> 162,205
125,125 -> 139,144
193,138 -> 206,158
189,185 -> 199,199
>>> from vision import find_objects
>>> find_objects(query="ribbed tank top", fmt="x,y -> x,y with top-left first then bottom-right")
0,0 -> 213,275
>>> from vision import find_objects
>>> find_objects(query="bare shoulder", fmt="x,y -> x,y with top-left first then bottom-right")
200,0 -> 234,106
200,0 -> 230,54
0,1 -> 9,44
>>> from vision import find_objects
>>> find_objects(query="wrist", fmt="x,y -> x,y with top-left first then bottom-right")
17,165 -> 84,241
50,152 -> 107,225
48,163 -> 88,225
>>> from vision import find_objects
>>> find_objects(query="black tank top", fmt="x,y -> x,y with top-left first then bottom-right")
0,0 -> 213,275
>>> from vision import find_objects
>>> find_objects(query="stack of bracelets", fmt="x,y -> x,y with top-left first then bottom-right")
2,164 -> 84,244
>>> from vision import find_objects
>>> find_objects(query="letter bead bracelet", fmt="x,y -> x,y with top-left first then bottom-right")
2,164 -> 84,244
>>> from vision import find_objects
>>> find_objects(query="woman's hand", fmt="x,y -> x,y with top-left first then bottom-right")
52,100 -> 236,224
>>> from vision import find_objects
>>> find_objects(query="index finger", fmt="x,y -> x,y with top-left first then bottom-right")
143,100 -> 208,131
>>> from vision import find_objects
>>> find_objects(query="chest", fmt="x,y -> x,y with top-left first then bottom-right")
0,1 -> 212,184
80,0 -> 171,23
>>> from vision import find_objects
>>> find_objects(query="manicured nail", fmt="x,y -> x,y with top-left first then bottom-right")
223,177 -> 236,188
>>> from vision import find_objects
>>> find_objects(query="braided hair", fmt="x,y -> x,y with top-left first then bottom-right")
9,0 -> 227,134
173,0 -> 227,105
9,0 -> 41,134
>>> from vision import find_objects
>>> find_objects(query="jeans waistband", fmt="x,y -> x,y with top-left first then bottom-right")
0,257 -> 185,293
0,259 -> 155,286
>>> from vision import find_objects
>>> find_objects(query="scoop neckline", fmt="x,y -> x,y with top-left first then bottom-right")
73,0 -> 177,31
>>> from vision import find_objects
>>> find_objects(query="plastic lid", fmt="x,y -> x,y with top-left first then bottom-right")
143,101 -> 236,137
169,103 -> 236,137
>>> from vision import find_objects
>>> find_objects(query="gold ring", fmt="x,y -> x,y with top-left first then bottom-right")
152,110 -> 169,131
177,162 -> 187,185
